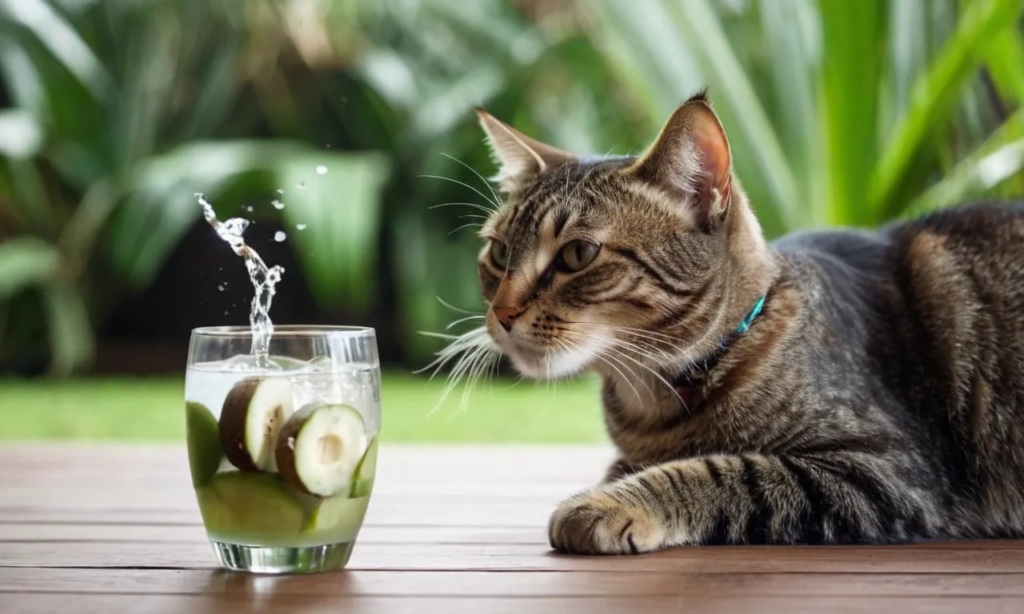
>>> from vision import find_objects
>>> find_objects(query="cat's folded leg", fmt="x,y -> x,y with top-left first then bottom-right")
548,453 -> 924,554
602,457 -> 640,483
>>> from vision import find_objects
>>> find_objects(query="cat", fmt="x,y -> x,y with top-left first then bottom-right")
460,91 -> 1024,554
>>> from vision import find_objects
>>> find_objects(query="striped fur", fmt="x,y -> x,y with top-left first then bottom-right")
471,94 -> 1024,554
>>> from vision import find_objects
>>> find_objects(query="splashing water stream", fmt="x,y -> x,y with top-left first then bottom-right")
196,193 -> 284,363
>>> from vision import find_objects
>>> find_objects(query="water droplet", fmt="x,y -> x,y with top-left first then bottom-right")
296,182 -> 306,189
245,206 -> 254,212
315,165 -> 327,175
296,223 -> 307,230
272,200 -> 285,210
218,267 -> 223,271
276,189 -> 285,195
218,284 -> 225,291
274,231 -> 287,242
224,311 -> 229,316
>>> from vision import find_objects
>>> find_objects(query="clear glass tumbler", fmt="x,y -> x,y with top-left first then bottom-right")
185,326 -> 380,573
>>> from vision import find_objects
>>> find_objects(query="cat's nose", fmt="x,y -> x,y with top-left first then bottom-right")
493,305 -> 526,332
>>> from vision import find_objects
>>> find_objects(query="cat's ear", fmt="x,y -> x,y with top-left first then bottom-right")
627,91 -> 732,223
476,108 -> 575,192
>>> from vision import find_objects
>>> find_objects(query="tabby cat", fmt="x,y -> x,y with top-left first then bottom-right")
463,91 -> 1024,554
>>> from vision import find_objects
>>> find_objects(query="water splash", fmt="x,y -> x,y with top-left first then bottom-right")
274,231 -> 286,242
196,193 -> 284,363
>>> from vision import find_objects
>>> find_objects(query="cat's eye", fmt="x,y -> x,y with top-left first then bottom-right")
490,240 -> 510,270
559,240 -> 601,272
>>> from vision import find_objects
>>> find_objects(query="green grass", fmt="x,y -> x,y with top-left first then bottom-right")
0,372 -> 607,443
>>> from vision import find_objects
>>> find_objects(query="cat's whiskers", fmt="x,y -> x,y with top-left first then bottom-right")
420,174 -> 501,211
446,314 -> 486,330
429,201 -> 496,215
416,325 -> 500,414
571,339 -> 649,403
559,322 -> 677,367
450,222 -> 485,235
439,152 -> 504,210
604,344 -> 688,411
555,329 -> 666,403
446,341 -> 491,413
436,296 -> 484,316
459,342 -> 498,413
559,331 -> 686,409
564,320 -> 682,344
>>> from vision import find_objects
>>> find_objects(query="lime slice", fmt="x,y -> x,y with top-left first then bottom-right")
185,402 -> 222,487
350,476 -> 374,499
197,472 -> 305,545
349,433 -> 379,498
302,493 -> 371,543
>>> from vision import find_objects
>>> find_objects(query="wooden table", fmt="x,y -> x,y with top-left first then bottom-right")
1,445 -> 1023,613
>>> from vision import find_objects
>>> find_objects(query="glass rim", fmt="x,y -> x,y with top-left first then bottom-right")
190,325 -> 376,338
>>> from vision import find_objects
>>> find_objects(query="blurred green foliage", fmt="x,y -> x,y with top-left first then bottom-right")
1,0 -> 1023,375
0,372 -> 606,442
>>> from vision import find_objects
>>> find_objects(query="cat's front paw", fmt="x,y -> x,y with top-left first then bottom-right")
548,487 -> 666,555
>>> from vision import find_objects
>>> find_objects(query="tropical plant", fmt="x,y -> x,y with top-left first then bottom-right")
0,0 -> 387,373
588,0 -> 1024,237
2,0 -> 1024,375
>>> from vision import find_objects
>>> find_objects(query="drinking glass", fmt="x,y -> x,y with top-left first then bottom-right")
185,326 -> 380,573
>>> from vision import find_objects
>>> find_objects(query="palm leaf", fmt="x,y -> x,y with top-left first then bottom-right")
905,108 -> 1024,215
0,237 -> 60,299
278,153 -> 388,310
760,0 -> 822,224
985,27 -> 1024,104
0,0 -> 112,102
818,0 -> 886,227
869,0 -> 1024,221
589,0 -> 798,236
41,282 -> 93,375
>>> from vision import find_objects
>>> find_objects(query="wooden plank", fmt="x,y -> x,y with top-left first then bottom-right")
0,525 -> 548,545
4,541 -> 1024,573
3,568 -> 1024,597
2,593 -> 1023,614
0,500 -> 554,527
0,445 -> 614,483
5,524 -> 1024,551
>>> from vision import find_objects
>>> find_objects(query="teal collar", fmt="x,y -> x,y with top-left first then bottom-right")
672,294 -> 767,406
732,294 -> 766,336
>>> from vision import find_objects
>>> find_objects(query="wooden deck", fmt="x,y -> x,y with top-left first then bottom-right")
1,445 -> 1022,613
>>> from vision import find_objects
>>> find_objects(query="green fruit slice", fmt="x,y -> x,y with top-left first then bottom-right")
349,434 -> 379,498
276,404 -> 367,497
196,471 -> 305,545
219,377 -> 295,472
186,402 -> 222,487
302,493 -> 371,541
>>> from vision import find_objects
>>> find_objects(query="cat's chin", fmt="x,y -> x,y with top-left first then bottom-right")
504,337 -> 605,380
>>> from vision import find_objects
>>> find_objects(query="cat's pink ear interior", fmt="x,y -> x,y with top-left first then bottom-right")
476,109 -> 575,192
628,92 -> 732,221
